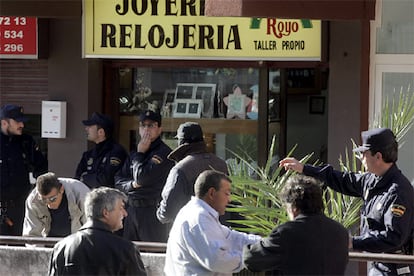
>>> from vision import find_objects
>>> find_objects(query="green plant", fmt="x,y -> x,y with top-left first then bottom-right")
227,88 -> 414,235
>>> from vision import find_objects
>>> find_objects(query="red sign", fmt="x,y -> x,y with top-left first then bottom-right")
0,16 -> 37,59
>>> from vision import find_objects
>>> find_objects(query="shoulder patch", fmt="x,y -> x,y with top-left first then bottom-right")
391,204 -> 406,217
151,155 -> 163,164
110,157 -> 122,166
87,158 -> 93,166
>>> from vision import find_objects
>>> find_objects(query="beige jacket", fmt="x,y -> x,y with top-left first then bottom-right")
23,178 -> 90,237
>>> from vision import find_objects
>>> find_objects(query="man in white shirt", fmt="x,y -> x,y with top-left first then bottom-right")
164,170 -> 261,276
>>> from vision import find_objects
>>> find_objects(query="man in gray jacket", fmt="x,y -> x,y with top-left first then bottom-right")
23,172 -> 90,237
157,122 -> 229,225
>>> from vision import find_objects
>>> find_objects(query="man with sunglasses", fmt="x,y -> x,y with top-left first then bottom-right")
23,172 -> 90,237
115,110 -> 174,242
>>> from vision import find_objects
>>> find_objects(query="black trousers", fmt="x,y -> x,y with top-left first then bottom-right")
0,198 -> 25,236
123,204 -> 169,242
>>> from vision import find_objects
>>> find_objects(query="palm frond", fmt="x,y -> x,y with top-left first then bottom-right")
227,86 -> 414,236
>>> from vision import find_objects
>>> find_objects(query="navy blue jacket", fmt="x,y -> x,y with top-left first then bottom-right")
303,163 -> 414,254
115,137 -> 174,201
75,139 -> 127,189
0,132 -> 48,200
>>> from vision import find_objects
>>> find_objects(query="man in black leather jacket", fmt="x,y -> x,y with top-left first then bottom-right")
48,187 -> 147,276
115,110 -> 174,242
243,174 -> 349,275
280,128 -> 414,276
0,104 -> 48,235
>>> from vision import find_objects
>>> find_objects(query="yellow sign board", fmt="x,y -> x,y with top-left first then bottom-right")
83,0 -> 321,60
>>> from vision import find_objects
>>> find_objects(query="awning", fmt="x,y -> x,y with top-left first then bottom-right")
0,0 -> 81,17
204,0 -> 376,20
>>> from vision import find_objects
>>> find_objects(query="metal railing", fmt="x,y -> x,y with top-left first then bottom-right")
1,235 -> 414,263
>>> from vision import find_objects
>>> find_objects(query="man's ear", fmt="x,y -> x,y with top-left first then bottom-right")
102,208 -> 109,219
375,152 -> 383,160
98,128 -> 106,137
207,187 -> 216,199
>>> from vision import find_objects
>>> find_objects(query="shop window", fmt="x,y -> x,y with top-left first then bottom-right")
119,67 -> 259,119
118,66 -> 259,164
376,0 -> 414,54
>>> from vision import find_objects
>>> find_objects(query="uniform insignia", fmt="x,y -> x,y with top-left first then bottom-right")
151,155 -> 163,164
87,158 -> 93,165
391,204 -> 406,217
110,157 -> 121,166
102,157 -> 107,163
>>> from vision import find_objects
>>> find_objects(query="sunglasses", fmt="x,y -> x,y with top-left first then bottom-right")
38,191 -> 60,204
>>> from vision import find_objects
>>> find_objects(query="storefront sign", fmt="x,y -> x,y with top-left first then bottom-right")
0,17 -> 38,59
83,0 -> 321,60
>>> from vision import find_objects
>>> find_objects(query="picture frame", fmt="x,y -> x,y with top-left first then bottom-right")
309,96 -> 325,114
163,89 -> 176,107
269,69 -> 280,93
173,99 -> 203,118
175,84 -> 195,99
195,84 -> 216,118
226,94 -> 247,119
174,83 -> 216,118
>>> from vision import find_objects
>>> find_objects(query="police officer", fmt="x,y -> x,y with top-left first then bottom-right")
115,110 -> 174,242
75,112 -> 127,189
0,104 -> 48,235
280,128 -> 414,276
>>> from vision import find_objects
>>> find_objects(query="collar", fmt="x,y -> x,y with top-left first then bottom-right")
80,219 -> 113,232
192,196 -> 219,220
372,163 -> 399,189
168,141 -> 207,162
95,138 -> 111,151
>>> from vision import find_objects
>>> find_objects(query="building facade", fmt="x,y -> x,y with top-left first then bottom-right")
1,0 -> 412,183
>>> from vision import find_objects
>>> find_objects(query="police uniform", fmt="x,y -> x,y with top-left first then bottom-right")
75,112 -> 127,189
0,105 -> 48,235
115,111 -> 174,242
75,139 -> 127,189
303,163 -> 413,275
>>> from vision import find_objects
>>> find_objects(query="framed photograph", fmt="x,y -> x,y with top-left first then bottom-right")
163,89 -> 176,106
269,69 -> 280,93
175,84 -> 195,99
309,96 -> 325,114
173,99 -> 203,118
195,84 -> 216,118
175,83 -> 216,118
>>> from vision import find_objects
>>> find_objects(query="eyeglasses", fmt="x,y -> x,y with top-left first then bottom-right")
139,122 -> 158,129
38,191 -> 60,204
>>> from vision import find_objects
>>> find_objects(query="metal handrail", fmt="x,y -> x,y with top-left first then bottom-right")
0,235 -> 166,253
1,235 -> 414,263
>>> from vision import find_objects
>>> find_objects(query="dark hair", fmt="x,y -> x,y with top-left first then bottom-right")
36,172 -> 62,195
97,124 -> 113,139
194,170 -> 231,198
369,140 -> 398,163
280,174 -> 324,215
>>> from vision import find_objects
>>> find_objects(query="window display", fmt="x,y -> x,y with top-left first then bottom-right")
118,67 -> 259,120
